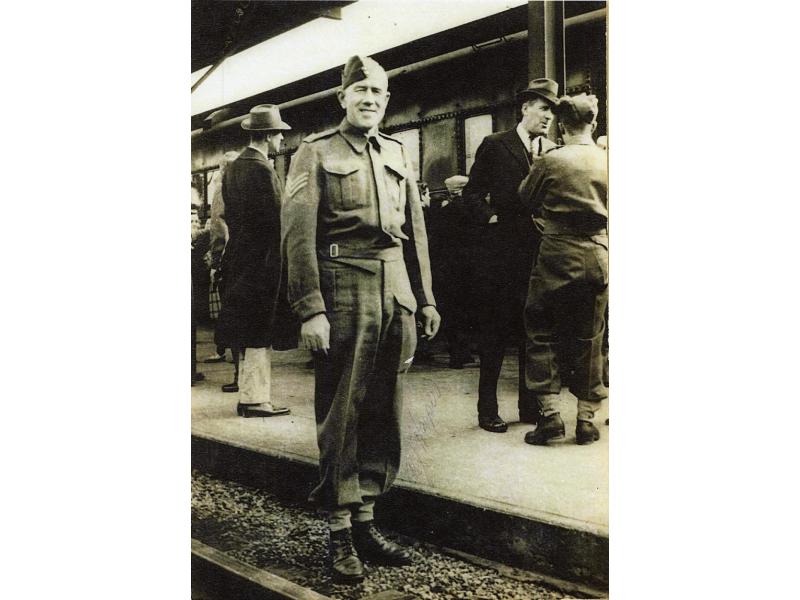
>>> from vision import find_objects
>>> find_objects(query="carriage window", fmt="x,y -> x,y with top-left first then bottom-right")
391,128 -> 421,181
464,114 -> 493,175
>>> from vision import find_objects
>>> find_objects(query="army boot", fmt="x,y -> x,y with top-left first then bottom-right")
576,421 -> 601,445
352,522 -> 413,566
328,528 -> 364,583
524,413 -> 566,445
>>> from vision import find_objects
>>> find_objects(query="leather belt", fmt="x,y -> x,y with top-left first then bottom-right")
318,243 -> 403,262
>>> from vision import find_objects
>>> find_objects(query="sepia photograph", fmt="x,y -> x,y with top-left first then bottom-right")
190,1 -> 608,597
8,1 -> 800,599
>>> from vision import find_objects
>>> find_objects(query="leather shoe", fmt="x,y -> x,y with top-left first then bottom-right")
236,403 -> 290,418
329,528 -> 365,583
352,522 -> 413,566
478,415 -> 508,433
576,421 -> 600,445
221,382 -> 239,393
203,353 -> 226,363
524,413 -> 565,445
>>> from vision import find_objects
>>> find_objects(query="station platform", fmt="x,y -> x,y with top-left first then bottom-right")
191,325 -> 609,589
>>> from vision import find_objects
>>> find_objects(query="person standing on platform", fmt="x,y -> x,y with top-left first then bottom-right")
518,93 -> 608,446
437,175 -> 479,369
203,151 -> 236,361
282,55 -> 440,584
461,78 -> 559,433
216,104 -> 292,419
191,205 -> 206,386
204,151 -> 243,393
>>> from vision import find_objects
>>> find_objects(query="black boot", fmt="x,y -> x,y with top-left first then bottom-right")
352,522 -> 413,566
223,347 -> 240,392
524,413 -> 566,445
576,421 -> 601,445
329,528 -> 364,583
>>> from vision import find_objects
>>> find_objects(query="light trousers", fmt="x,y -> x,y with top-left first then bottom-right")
239,346 -> 272,405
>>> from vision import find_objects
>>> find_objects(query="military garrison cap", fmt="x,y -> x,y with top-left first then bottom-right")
341,55 -> 387,90
554,93 -> 599,126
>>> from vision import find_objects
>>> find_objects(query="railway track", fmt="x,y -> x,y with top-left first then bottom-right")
191,471 -> 606,600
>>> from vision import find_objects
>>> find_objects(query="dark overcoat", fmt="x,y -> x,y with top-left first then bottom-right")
216,147 -> 295,349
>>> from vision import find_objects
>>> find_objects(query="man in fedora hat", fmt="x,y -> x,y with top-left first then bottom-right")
282,55 -> 439,583
215,104 -> 292,418
461,78 -> 559,433
518,93 -> 608,446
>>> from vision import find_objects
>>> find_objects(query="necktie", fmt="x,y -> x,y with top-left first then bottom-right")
367,135 -> 397,237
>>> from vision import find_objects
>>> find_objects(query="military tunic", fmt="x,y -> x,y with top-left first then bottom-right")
519,143 -> 609,409
281,118 -> 435,512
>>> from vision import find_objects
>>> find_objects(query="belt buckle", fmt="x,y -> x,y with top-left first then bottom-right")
329,243 -> 339,258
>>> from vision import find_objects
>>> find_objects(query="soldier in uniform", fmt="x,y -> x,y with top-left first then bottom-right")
281,56 -> 440,583
518,93 -> 608,446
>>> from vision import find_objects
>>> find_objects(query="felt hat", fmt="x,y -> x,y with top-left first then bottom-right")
241,104 -> 291,131
516,78 -> 559,105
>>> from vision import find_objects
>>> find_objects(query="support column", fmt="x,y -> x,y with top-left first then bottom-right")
527,1 -> 565,89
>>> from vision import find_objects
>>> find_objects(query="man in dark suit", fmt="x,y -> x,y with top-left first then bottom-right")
216,104 -> 292,419
461,78 -> 559,433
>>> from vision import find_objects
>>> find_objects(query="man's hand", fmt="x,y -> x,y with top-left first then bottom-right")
419,305 -> 441,340
301,313 -> 330,354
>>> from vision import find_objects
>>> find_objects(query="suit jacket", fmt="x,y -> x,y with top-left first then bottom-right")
216,147 -> 284,348
462,129 -> 557,228
461,128 -> 557,296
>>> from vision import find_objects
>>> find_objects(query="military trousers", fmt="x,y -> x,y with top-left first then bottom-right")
309,259 -> 417,516
524,235 -> 609,413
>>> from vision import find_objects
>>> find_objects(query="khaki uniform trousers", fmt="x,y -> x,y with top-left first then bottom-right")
524,234 -> 609,420
309,258 -> 417,525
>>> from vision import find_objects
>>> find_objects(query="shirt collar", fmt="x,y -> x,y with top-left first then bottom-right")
516,122 -> 536,150
338,118 -> 383,153
247,145 -> 269,161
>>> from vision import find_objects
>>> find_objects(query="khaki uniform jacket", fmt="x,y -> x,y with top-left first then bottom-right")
281,119 -> 435,321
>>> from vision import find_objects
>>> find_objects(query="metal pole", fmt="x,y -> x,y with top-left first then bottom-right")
528,1 -> 564,88
544,0 -> 565,92
527,1 -> 546,80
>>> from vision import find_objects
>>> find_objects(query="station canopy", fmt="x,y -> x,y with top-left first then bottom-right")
191,0 -> 527,117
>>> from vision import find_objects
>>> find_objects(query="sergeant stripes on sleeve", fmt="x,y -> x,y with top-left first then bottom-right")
285,172 -> 309,199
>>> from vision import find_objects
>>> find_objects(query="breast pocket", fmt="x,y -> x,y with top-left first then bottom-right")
384,161 -> 407,213
322,160 -> 367,210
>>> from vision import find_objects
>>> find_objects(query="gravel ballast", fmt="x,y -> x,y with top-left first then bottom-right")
192,470 -> 583,599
